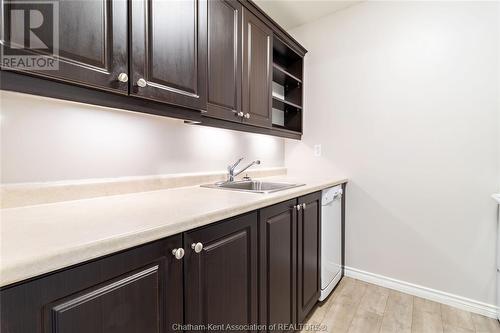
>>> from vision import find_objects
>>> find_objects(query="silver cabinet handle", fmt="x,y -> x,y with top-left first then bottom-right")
117,73 -> 128,83
296,204 -> 301,211
137,78 -> 147,88
244,113 -> 250,119
302,203 -> 307,209
191,242 -> 203,253
237,111 -> 244,118
172,248 -> 185,260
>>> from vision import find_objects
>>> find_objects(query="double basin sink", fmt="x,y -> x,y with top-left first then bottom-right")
202,180 -> 305,194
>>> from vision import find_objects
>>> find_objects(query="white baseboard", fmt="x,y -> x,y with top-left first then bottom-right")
344,266 -> 499,319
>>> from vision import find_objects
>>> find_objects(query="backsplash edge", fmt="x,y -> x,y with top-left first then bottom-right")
0,167 -> 287,209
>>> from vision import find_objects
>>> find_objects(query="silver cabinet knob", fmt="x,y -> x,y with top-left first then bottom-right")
244,113 -> 250,119
237,111 -> 244,118
302,203 -> 307,209
296,204 -> 301,211
137,78 -> 147,88
191,242 -> 203,253
172,248 -> 185,260
117,72 -> 128,83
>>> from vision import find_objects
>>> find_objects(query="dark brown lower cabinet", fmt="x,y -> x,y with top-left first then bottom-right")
297,192 -> 322,323
0,235 -> 183,333
0,191 -> 327,333
184,211 -> 258,331
259,192 -> 322,331
259,199 -> 298,332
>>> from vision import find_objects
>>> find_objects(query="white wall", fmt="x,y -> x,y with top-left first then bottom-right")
0,91 -> 285,183
286,1 -> 499,305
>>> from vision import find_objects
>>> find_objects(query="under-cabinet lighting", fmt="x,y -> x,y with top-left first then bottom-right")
184,120 -> 202,125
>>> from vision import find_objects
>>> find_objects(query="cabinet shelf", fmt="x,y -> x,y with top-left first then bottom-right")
272,124 -> 301,134
272,96 -> 302,110
273,36 -> 303,78
271,35 -> 304,135
272,63 -> 302,86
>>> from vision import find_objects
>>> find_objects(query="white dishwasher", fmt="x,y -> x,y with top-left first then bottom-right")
320,185 -> 343,301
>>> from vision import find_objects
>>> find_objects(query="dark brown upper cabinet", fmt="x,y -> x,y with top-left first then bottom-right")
184,212 -> 259,329
259,199 -> 298,332
1,0 -> 307,139
0,235 -> 184,333
297,192 -> 322,323
0,0 -> 128,94
242,8 -> 273,128
205,0 -> 243,122
130,0 -> 208,110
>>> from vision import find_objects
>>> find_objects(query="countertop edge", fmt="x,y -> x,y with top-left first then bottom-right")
1,178 -> 348,288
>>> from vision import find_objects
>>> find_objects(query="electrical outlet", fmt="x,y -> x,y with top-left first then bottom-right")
314,144 -> 322,157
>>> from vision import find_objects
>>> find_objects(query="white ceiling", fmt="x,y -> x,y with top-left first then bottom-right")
253,0 -> 362,30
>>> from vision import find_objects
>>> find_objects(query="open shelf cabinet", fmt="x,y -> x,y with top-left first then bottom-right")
271,36 -> 304,134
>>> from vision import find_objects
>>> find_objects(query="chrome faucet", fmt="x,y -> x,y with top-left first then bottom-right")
227,158 -> 261,182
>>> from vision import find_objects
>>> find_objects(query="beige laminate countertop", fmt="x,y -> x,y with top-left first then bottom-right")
0,175 -> 347,287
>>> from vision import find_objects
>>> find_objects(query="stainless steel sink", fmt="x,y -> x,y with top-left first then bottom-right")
201,180 -> 305,194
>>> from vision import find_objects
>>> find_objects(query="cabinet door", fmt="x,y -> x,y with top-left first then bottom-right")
242,8 -> 273,128
297,192 -> 322,322
0,0 -> 128,94
0,235 -> 183,333
131,0 -> 207,110
259,199 -> 297,332
184,212 -> 258,330
205,0 -> 242,122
